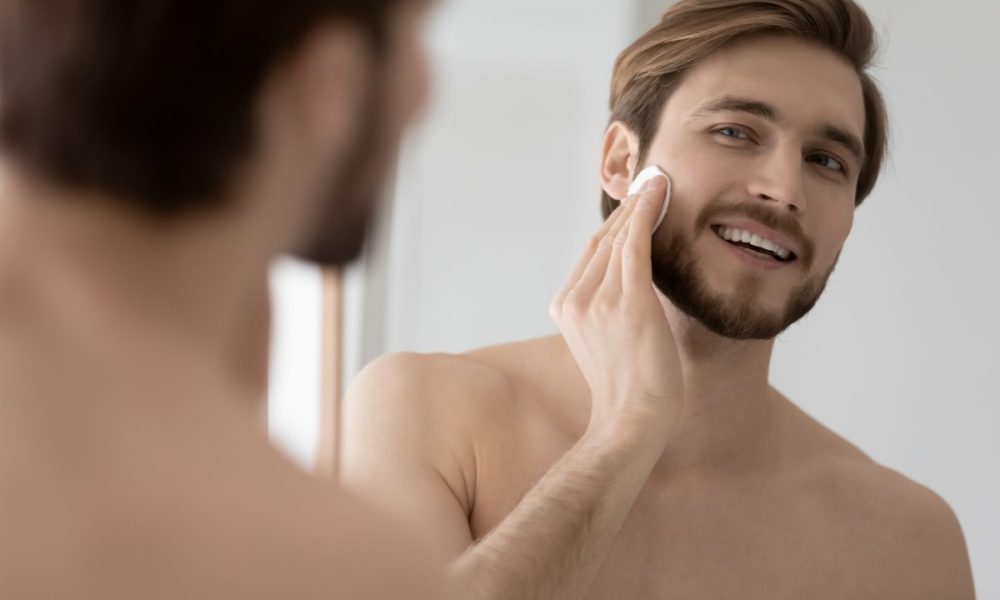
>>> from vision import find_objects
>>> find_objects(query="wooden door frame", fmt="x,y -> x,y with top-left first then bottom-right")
315,268 -> 342,480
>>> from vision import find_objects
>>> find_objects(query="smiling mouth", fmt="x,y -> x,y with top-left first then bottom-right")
710,225 -> 798,263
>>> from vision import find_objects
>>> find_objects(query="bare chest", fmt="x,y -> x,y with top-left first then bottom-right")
585,483 -> 881,600
471,436 -> 887,600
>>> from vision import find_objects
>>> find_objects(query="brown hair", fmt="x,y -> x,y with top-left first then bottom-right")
0,0 -> 399,217
602,0 -> 888,218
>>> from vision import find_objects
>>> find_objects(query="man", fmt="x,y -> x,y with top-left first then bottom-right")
342,0 -> 977,598
0,0 -> 444,598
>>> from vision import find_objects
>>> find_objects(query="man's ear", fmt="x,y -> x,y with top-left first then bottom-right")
267,22 -> 367,154
600,121 -> 641,201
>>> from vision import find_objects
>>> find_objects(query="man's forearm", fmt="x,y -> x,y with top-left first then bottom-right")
449,430 -> 663,600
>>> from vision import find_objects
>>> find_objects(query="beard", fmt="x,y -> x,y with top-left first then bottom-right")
292,55 -> 394,267
650,200 -> 838,340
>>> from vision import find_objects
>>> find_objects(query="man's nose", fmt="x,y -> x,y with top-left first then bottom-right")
745,147 -> 807,214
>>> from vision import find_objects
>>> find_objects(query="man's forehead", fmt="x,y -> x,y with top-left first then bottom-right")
670,37 -> 866,136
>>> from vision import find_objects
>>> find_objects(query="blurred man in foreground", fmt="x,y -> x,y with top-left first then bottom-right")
0,0 -> 443,597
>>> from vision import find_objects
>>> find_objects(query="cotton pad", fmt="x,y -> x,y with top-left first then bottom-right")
627,166 -> 672,232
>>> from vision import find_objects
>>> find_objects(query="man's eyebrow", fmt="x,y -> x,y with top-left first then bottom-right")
815,124 -> 867,168
690,94 -> 867,168
691,95 -> 781,121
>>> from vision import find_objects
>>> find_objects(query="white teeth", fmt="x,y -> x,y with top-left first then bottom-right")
716,226 -> 793,260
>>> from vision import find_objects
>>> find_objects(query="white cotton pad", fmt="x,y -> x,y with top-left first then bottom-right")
627,165 -> 672,232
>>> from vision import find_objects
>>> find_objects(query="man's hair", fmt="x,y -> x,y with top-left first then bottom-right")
602,0 -> 888,219
0,0 -> 398,216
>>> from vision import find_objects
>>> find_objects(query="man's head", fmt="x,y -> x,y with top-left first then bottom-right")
0,0 -> 431,266
600,0 -> 888,340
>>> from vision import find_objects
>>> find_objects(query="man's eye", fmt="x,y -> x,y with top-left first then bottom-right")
809,153 -> 846,174
715,126 -> 749,140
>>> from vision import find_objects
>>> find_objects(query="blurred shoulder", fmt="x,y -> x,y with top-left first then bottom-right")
296,487 -> 447,599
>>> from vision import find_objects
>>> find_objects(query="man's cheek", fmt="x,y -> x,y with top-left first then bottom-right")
816,235 -> 847,273
825,216 -> 853,262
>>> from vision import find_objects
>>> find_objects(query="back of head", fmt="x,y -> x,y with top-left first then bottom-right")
0,0 -> 396,218
601,0 -> 888,218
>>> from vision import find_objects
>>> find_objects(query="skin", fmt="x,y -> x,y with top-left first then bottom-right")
341,36 -> 976,599
0,1 -> 444,598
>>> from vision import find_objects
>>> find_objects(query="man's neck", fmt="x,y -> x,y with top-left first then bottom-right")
0,168 -> 272,400
654,301 -> 782,474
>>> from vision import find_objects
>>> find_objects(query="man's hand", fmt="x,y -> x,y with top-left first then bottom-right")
550,175 -> 683,448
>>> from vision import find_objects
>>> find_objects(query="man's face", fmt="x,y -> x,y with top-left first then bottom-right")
642,36 -> 865,339
296,0 -> 432,266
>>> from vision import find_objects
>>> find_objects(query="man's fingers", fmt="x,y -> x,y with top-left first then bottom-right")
568,196 -> 639,302
551,199 -> 632,318
622,177 -> 666,295
601,211 -> 635,297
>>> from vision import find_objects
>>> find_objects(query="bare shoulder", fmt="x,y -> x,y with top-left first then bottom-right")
821,456 -> 974,598
341,340 -> 544,516
782,405 -> 975,598
344,345 -> 521,429
345,335 -> 566,428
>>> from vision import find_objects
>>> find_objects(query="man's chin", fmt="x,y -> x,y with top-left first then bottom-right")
656,275 -> 807,341
692,303 -> 791,340
292,237 -> 365,267
696,285 -> 826,340
292,209 -> 372,267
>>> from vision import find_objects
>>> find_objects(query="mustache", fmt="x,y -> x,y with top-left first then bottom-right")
694,199 -> 814,266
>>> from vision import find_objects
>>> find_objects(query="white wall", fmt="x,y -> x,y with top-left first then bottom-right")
270,0 -> 1000,594
267,258 -> 322,469
380,0 -> 638,354
770,2 -> 1000,596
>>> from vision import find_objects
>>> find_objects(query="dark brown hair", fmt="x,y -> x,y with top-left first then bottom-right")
602,0 -> 888,219
0,0 -> 398,216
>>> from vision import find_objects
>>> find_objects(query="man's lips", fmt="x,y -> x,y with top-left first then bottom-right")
714,232 -> 793,269
709,217 -> 803,260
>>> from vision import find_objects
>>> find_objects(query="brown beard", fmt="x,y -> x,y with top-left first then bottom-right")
650,200 -> 838,340
292,47 -> 392,267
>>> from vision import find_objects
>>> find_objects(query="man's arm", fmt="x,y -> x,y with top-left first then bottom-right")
343,178 -> 680,600
449,421 -> 664,599
340,353 -> 665,600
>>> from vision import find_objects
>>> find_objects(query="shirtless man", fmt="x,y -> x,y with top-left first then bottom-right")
0,0 -> 444,598
342,0 -> 976,598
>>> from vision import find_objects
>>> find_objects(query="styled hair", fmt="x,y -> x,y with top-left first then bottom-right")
0,0 -> 398,216
602,0 -> 888,218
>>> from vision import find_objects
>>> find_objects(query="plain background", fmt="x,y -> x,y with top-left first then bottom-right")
269,0 -> 1000,595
